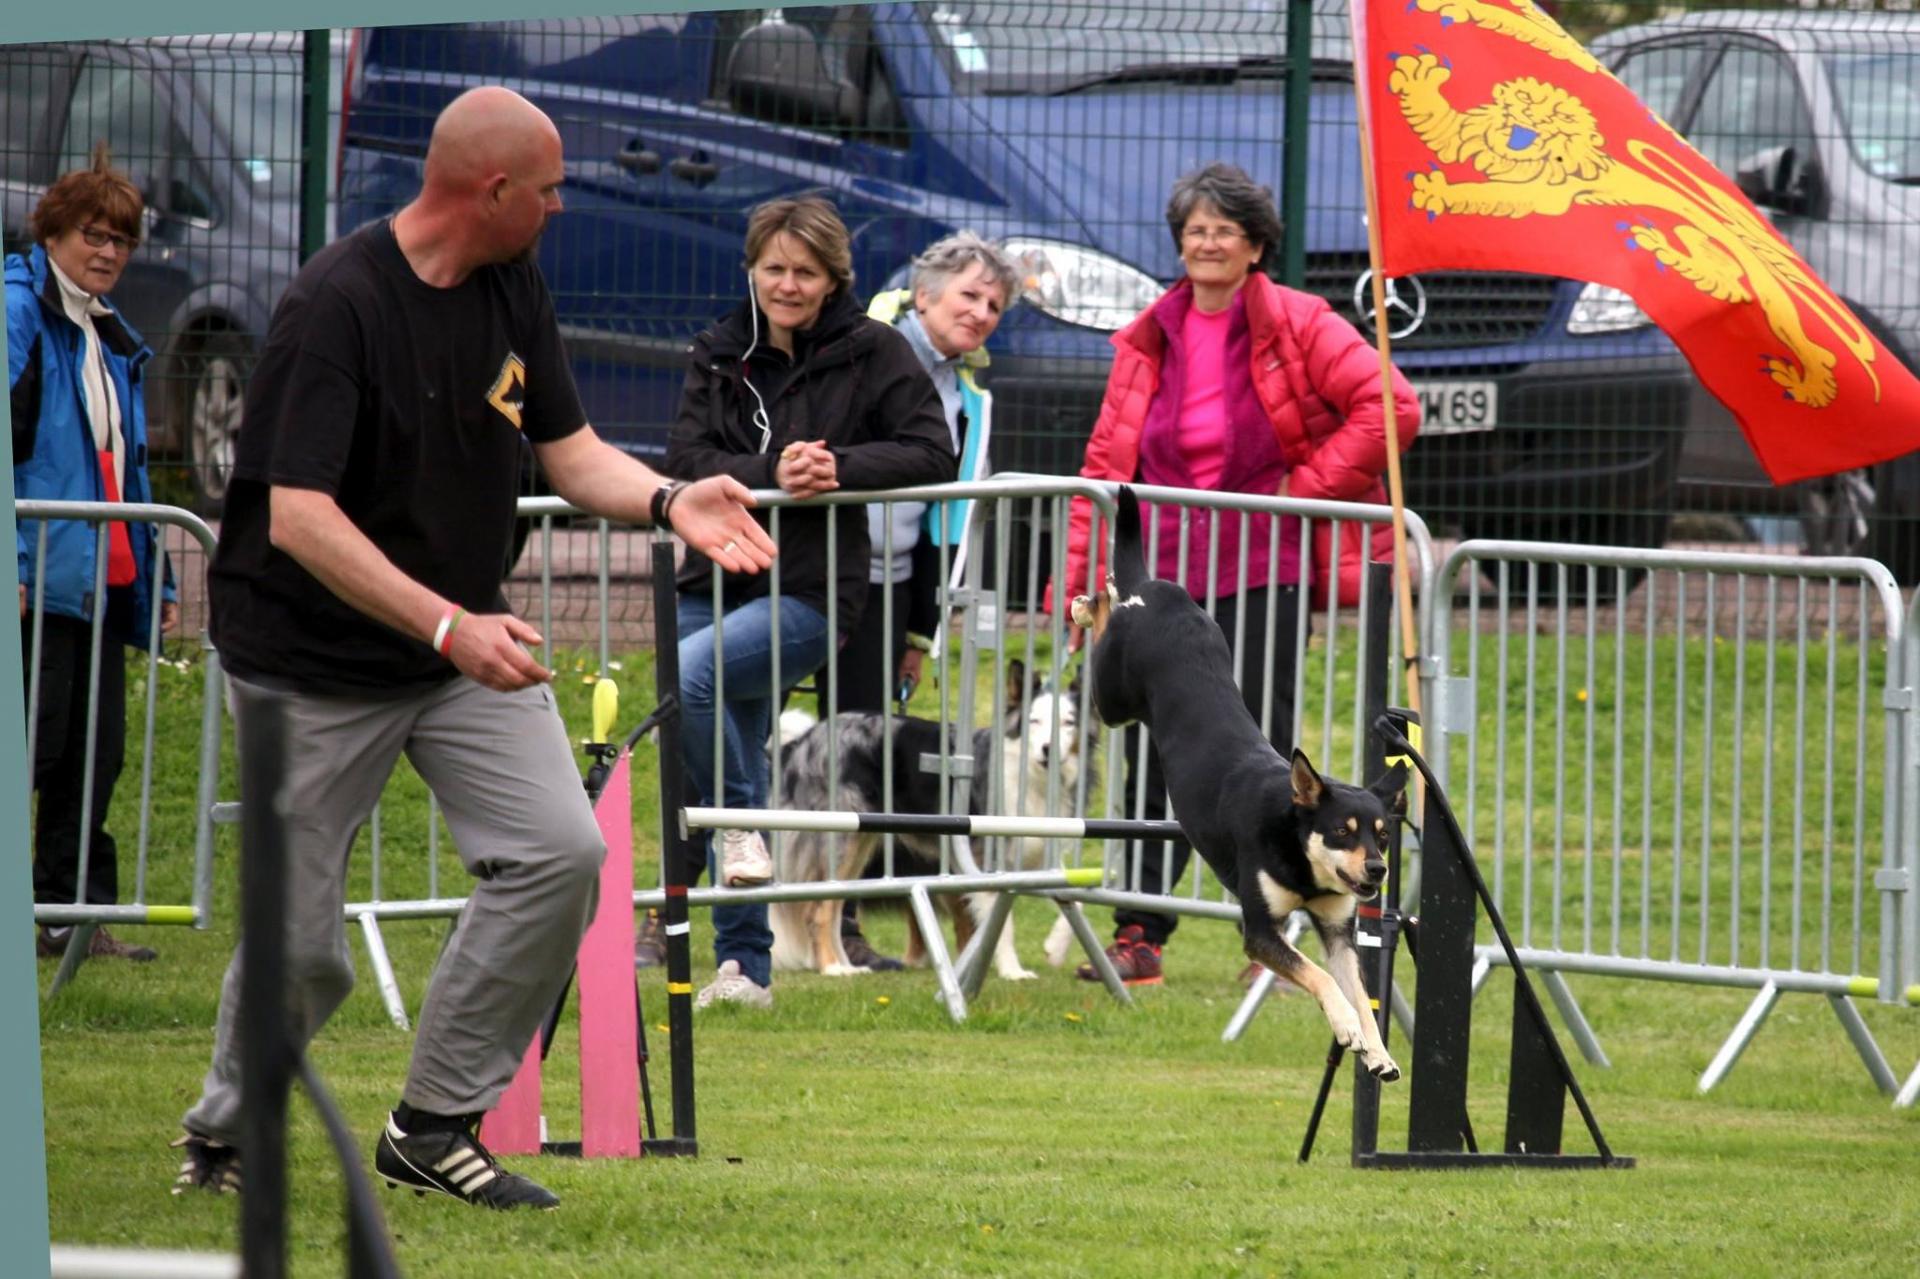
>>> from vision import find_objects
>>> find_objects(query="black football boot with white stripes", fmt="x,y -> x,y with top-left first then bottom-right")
374,1112 -> 559,1210
171,1132 -> 242,1195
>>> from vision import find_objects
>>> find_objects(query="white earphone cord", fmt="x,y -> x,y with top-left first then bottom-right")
743,271 -> 774,453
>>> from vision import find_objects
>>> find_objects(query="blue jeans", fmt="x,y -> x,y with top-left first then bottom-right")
677,591 -> 830,986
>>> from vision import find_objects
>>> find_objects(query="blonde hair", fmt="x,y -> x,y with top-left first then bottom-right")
743,195 -> 853,294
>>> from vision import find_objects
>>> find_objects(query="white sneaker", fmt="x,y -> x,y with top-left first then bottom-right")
720,829 -> 774,887
694,960 -> 773,1010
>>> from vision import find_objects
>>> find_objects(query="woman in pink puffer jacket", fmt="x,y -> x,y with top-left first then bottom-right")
1051,162 -> 1419,986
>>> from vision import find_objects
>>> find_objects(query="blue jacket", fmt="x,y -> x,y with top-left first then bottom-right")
8,244 -> 169,645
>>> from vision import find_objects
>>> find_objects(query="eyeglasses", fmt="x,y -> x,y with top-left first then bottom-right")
79,224 -> 138,254
1181,226 -> 1248,246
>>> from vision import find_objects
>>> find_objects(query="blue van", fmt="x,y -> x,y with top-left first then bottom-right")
341,3 -> 1692,551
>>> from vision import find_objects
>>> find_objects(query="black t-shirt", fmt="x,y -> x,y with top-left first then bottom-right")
209,219 -> 585,693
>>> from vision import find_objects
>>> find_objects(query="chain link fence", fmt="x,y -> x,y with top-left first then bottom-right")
7,3 -> 1917,613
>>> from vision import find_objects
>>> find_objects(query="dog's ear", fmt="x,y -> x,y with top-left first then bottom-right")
1371,761 -> 1410,816
1004,658 -> 1028,711
1290,749 -> 1325,809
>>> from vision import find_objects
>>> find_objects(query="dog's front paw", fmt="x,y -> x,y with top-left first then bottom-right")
997,964 -> 1039,982
1359,1047 -> 1402,1083
822,962 -> 871,977
1069,595 -> 1096,628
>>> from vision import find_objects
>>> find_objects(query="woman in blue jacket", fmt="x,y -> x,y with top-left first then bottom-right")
8,146 -> 176,961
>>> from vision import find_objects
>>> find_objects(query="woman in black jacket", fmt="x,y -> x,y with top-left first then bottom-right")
667,195 -> 955,1009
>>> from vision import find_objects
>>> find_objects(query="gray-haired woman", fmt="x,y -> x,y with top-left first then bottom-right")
835,231 -> 1020,716
825,231 -> 1019,970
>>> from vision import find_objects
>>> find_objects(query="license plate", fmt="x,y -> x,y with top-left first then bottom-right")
1413,380 -> 1498,435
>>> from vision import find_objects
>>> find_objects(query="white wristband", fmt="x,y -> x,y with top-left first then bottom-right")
432,607 -> 465,657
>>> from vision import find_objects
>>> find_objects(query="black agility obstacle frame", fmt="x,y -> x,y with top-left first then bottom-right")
1299,562 -> 1631,1171
645,531 -> 702,1157
646,545 -> 1631,1172
239,696 -> 404,1278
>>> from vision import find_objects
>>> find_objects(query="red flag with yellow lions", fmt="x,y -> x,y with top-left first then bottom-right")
1352,0 -> 1920,485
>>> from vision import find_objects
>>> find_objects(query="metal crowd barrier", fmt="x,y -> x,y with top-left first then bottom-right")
318,482 -> 1917,1100
1010,478 -> 1434,913
1426,540 -> 1916,1102
1898,590 -> 1920,1107
342,480 -> 1432,1024
16,499 -> 225,997
678,477 -> 1435,1019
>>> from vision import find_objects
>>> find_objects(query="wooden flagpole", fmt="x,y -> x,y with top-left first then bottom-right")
1347,0 -> 1423,727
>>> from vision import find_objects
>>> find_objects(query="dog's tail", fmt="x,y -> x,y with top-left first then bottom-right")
1111,484 -> 1149,595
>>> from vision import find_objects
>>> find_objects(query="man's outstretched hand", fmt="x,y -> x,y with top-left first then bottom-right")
672,475 -> 777,574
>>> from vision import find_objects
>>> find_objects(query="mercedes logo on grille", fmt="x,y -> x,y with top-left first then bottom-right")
1353,271 -> 1429,340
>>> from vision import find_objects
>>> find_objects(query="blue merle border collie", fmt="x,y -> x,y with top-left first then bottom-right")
771,660 -> 1083,977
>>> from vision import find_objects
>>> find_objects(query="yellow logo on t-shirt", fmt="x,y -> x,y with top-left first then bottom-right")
487,352 -> 528,429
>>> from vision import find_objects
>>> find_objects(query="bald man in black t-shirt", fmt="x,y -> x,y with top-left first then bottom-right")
173,87 -> 776,1211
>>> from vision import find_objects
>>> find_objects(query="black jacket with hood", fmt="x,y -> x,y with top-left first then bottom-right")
666,287 -> 956,632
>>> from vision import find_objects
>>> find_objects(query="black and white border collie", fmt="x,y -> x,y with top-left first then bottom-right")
1071,486 -> 1406,1080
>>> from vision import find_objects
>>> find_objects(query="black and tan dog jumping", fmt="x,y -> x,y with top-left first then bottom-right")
1070,486 -> 1406,1082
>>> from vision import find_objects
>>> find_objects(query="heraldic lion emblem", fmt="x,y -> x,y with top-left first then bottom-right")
1384,0 -> 1881,409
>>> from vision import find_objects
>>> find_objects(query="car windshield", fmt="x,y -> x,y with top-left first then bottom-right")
186,52 -> 303,192
917,0 -> 1351,95
1826,52 -> 1920,182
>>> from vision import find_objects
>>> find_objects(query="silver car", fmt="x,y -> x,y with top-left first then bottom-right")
1593,10 -> 1920,580
2,32 -> 347,513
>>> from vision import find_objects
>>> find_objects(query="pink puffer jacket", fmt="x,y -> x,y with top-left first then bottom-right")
1050,273 -> 1420,610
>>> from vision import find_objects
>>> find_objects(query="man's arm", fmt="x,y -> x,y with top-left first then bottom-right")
534,424 -> 775,573
269,485 -> 551,691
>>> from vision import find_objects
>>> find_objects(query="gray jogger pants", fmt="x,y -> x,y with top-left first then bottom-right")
182,673 -> 605,1144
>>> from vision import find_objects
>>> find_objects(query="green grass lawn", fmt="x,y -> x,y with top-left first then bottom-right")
35,641 -> 1920,1277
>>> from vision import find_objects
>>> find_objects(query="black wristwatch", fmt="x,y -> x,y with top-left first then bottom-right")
649,480 -> 683,531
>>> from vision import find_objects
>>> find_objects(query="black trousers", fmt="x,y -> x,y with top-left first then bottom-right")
24,611 -> 128,907
1113,585 -> 1301,946
822,578 -> 911,717
818,578 -> 911,934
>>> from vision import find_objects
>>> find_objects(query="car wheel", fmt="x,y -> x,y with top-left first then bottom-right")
1862,454 -> 1920,585
1470,510 -> 1670,605
179,331 -> 251,514
1796,306 -> 1920,585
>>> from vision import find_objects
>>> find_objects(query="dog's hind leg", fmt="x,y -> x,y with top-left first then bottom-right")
902,912 -> 931,968
1307,903 -> 1401,1082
